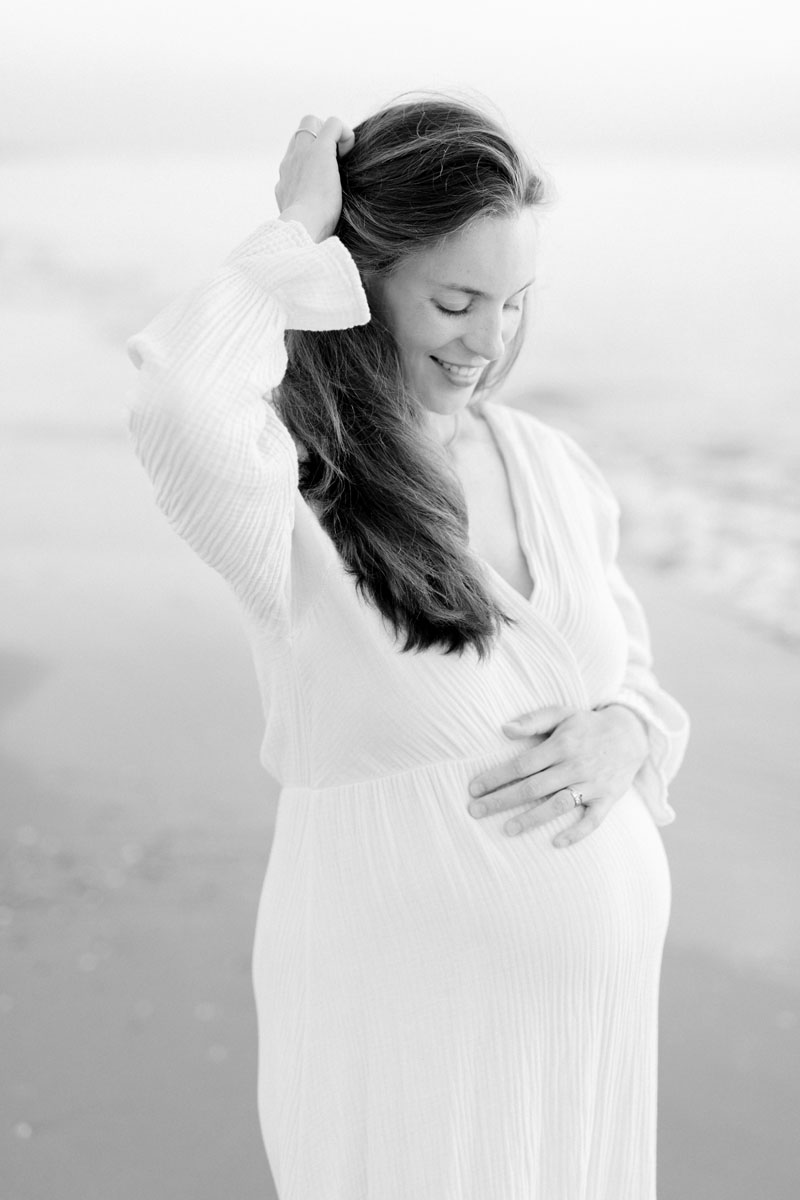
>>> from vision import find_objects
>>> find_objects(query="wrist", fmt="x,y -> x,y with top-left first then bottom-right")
278,205 -> 331,245
601,703 -> 649,764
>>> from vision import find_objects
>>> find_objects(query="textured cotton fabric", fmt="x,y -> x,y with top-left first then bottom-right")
127,218 -> 690,1200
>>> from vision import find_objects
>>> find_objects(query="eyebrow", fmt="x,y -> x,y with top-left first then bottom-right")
436,277 -> 536,298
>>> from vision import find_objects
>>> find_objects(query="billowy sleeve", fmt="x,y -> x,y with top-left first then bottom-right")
557,430 -> 690,826
125,218 -> 370,630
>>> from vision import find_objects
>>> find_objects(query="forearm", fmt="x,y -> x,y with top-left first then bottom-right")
125,217 -> 370,619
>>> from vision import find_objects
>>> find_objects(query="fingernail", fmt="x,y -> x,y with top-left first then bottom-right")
468,801 -> 487,818
553,835 -> 569,849
469,782 -> 485,798
506,820 -> 522,836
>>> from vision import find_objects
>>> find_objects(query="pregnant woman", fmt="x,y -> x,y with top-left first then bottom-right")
126,95 -> 690,1200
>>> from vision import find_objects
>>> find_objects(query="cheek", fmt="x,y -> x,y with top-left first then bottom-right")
401,313 -> 453,357
379,290 -> 452,358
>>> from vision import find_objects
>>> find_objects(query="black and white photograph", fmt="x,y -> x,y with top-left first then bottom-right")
1,2 -> 798,1197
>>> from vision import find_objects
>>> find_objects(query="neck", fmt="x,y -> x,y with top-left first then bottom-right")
424,409 -> 461,449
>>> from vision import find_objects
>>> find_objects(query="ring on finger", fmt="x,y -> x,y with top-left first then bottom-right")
294,128 -> 318,139
567,787 -> 585,808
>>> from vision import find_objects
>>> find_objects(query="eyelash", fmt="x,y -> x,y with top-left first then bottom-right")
435,302 -> 522,317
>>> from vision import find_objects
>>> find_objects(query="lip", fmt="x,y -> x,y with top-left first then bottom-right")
431,356 -> 487,385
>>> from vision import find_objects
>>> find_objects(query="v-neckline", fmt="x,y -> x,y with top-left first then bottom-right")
469,402 -> 539,607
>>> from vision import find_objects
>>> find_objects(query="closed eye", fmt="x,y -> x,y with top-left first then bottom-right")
435,300 -> 524,317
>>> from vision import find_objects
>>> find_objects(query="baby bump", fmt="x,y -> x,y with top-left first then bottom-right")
254,758 -> 671,1014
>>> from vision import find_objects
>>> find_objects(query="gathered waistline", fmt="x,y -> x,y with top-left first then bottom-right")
279,745 -> 515,799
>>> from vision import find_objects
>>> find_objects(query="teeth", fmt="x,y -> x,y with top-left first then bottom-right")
435,358 -> 482,377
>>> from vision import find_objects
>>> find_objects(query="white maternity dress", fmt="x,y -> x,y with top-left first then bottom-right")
127,218 -> 690,1200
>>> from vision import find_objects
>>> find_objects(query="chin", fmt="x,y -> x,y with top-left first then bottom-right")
420,388 -> 477,415
421,400 -> 461,416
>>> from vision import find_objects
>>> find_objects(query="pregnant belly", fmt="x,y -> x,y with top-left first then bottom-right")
253,753 -> 671,1015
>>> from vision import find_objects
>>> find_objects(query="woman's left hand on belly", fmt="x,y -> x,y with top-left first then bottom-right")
467,705 -> 649,848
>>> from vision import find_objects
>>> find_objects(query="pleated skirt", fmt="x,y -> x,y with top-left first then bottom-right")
252,752 -> 671,1200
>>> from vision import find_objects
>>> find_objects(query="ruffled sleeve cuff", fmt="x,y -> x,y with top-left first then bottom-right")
226,218 -> 371,333
606,686 -> 690,827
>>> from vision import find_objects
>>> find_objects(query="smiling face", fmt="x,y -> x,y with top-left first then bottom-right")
373,209 -> 539,417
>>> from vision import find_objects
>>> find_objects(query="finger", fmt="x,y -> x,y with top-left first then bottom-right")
296,114 -> 324,133
288,114 -> 324,149
468,766 -> 574,817
470,737 -> 567,798
503,786 -> 590,835
551,797 -> 612,849
501,706 -> 575,739
319,115 -> 355,156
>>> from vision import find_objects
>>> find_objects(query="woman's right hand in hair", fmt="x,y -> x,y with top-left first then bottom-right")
276,115 -> 355,244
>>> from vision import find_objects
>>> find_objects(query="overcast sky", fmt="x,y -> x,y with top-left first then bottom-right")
3,0 -> 798,153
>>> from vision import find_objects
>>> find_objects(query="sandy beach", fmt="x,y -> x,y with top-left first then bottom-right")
2,154 -> 799,1199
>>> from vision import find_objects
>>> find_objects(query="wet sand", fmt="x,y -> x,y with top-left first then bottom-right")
1,315 -> 799,1198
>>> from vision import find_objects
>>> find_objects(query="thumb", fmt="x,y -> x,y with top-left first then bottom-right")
502,705 -> 575,738
320,116 -> 355,157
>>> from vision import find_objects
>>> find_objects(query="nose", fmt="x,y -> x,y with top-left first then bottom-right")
462,308 -> 508,362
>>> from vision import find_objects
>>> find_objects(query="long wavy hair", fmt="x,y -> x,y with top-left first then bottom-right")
273,96 -> 548,657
